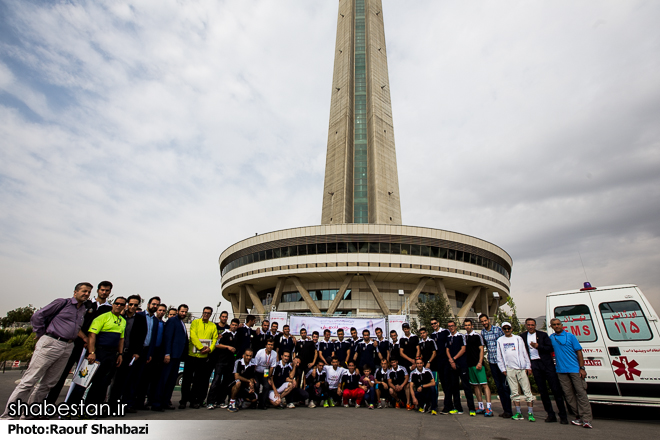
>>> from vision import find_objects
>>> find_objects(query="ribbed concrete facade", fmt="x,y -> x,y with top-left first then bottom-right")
321,0 -> 402,225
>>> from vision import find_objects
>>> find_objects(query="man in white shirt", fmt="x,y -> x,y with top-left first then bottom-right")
496,322 -> 535,422
254,340 -> 278,409
323,357 -> 347,406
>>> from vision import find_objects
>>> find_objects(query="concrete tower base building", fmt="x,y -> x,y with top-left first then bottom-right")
219,0 -> 512,321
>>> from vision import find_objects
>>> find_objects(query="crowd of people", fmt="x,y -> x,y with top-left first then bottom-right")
2,281 -> 593,428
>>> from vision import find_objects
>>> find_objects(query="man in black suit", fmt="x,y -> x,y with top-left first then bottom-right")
46,280 -> 114,404
109,295 -> 148,407
520,318 -> 568,424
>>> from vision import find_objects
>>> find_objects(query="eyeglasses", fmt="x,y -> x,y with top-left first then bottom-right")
502,327 -> 512,330
114,302 -> 127,307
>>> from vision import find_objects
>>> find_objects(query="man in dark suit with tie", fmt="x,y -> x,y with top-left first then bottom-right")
520,318 -> 568,424
151,304 -> 189,411
46,281 -> 114,404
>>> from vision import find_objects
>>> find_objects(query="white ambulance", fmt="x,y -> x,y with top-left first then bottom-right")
546,284 -> 660,406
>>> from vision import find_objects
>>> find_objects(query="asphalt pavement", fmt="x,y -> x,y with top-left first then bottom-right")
1,370 -> 658,439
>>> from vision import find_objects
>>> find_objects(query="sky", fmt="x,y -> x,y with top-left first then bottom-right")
1,0 -> 659,320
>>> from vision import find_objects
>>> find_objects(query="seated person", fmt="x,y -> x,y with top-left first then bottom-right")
341,360 -> 365,408
228,349 -> 258,412
323,357 -> 347,407
375,358 -> 393,408
387,358 -> 410,409
360,365 -> 377,409
305,359 -> 328,408
410,358 -> 438,415
268,351 -> 297,408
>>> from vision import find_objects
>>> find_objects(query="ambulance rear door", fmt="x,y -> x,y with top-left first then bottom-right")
548,290 -> 619,398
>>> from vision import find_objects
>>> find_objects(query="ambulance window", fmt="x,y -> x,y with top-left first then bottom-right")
554,304 -> 597,342
599,301 -> 653,342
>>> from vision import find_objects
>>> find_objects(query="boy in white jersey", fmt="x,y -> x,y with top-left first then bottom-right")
323,357 -> 347,407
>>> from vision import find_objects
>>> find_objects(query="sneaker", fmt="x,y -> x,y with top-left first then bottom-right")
219,403 -> 229,409
323,400 -> 329,408
583,421 -> 593,429
512,413 -> 524,421
528,414 -> 535,422
484,409 -> 494,417
206,404 -> 215,410
449,409 -> 459,415
308,401 -> 316,408
287,403 -> 295,409
369,404 -> 374,410
396,401 -> 403,409
431,410 -> 438,415
560,418 -> 569,425
440,408 -> 450,415
377,401 -> 384,409
457,410 -> 464,415
355,402 -> 360,409
418,407 -> 425,413
406,404 -> 414,411
469,411 -> 476,416
344,403 -> 349,408
328,399 -> 335,407
476,409 -> 485,414
227,403 -> 238,413
571,419 -> 583,426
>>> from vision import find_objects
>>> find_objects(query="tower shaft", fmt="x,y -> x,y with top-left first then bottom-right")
321,0 -> 402,225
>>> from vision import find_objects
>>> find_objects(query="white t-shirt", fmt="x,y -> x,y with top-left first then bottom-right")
324,365 -> 347,389
254,348 -> 278,373
527,332 -> 540,360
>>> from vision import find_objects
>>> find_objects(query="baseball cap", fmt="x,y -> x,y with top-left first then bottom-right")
401,322 -> 410,328
501,322 -> 512,328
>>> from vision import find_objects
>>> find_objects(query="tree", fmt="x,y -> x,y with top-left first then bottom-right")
495,296 -> 522,334
0,305 -> 36,328
411,294 -> 455,335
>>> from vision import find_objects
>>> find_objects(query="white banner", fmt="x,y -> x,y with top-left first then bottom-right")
289,316 -> 386,337
269,311 -> 288,329
387,315 -> 407,339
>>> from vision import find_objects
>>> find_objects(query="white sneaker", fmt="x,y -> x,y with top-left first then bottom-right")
219,403 -> 229,409
308,401 -> 316,408
287,403 -> 295,409
355,402 -> 360,408
344,403 -> 349,408
206,404 -> 215,410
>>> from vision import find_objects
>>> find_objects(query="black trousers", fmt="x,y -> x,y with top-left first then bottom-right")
86,347 -> 119,405
206,361 -> 234,405
531,359 -> 567,419
46,339 -> 84,404
135,346 -> 164,406
306,382 -> 328,404
152,357 -> 180,409
448,364 -> 475,412
489,362 -> 512,414
257,374 -> 272,407
120,346 -> 151,407
415,386 -> 438,411
434,363 -> 452,411
180,356 -> 213,405
294,363 -> 312,389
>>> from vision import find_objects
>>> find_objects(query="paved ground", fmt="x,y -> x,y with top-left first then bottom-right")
1,370 -> 659,439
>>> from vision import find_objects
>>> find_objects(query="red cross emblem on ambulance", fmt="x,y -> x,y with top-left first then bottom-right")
612,357 -> 641,381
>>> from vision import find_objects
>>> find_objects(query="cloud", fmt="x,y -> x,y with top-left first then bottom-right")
0,0 -> 659,319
